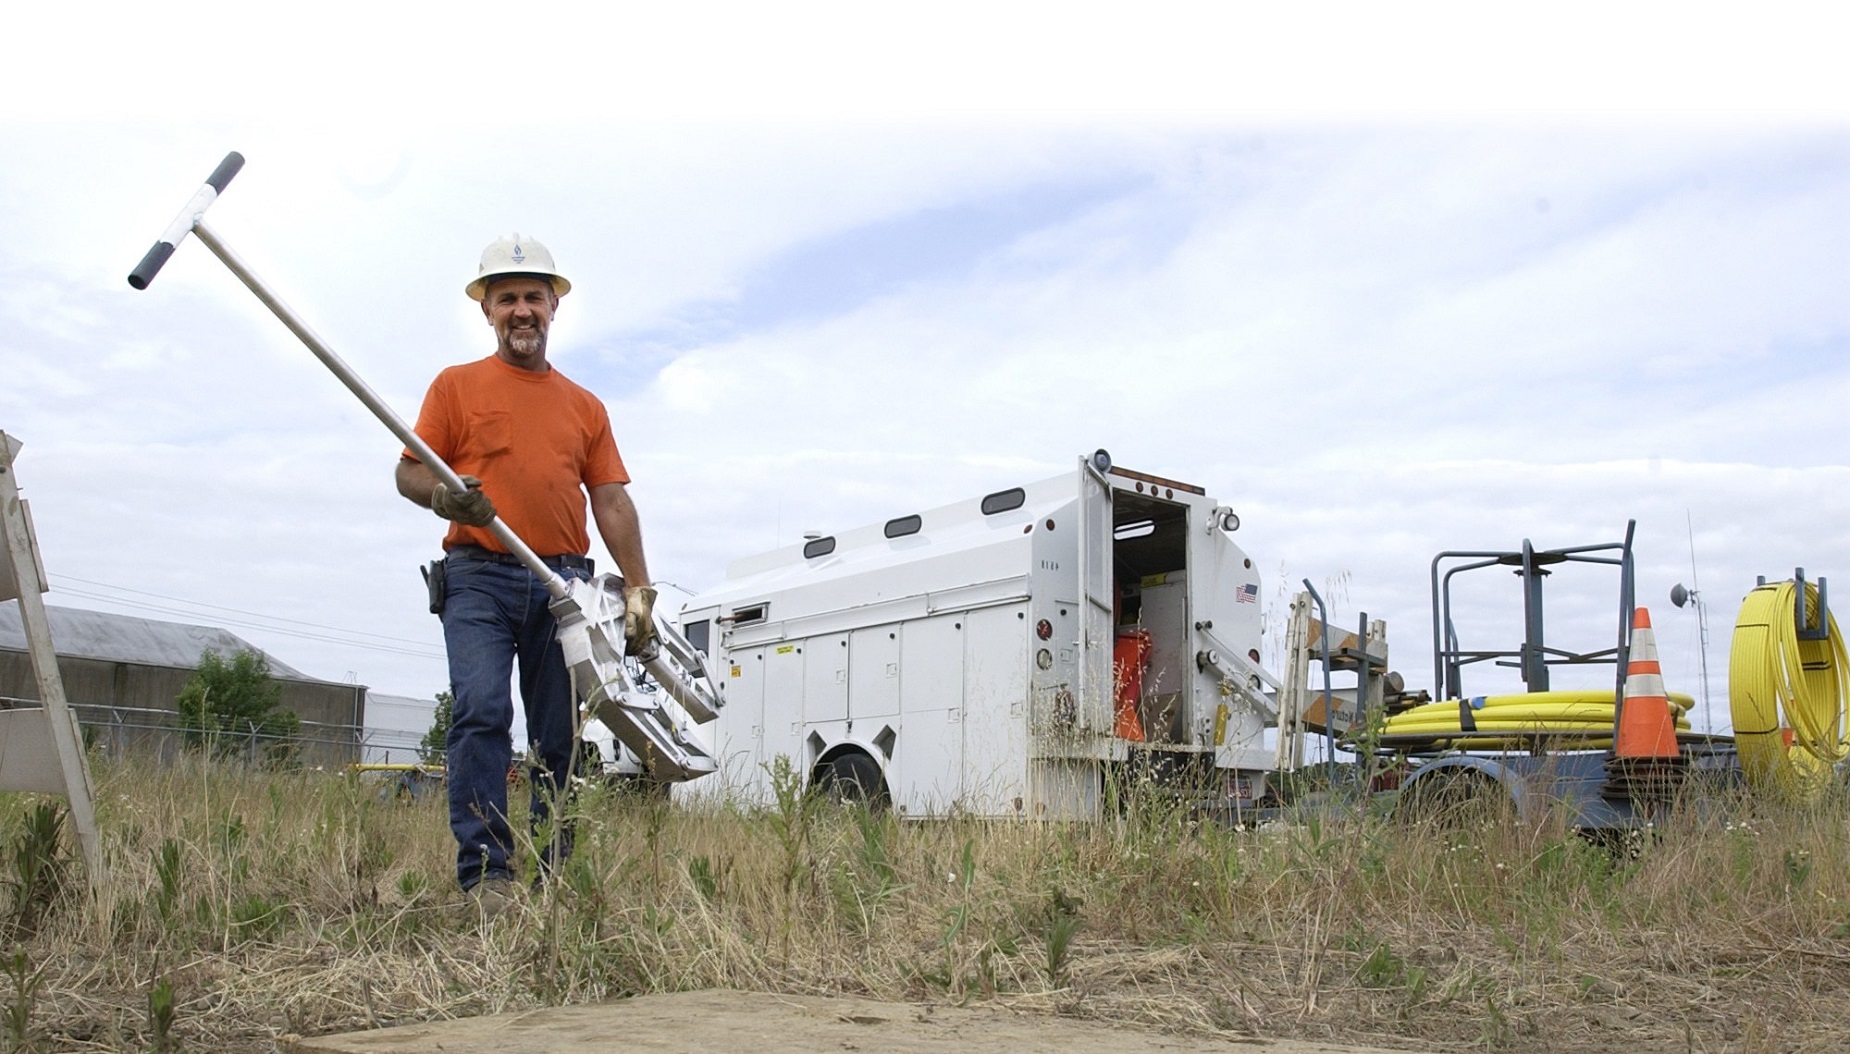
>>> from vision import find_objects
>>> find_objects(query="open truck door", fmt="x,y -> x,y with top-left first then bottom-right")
1076,450 -> 1117,736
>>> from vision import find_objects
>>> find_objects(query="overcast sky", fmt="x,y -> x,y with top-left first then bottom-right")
3,4 -> 1845,744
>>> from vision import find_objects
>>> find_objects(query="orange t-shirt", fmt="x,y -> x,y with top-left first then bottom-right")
406,355 -> 629,557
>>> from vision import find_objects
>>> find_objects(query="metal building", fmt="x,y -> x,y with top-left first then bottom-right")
0,604 -> 366,767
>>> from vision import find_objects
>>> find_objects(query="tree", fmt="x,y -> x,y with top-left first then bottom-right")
419,690 -> 453,766
175,648 -> 300,763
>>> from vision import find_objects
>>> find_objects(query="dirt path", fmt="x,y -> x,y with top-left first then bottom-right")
281,989 -> 1423,1054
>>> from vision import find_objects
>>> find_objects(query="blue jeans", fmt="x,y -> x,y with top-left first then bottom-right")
440,555 -> 590,891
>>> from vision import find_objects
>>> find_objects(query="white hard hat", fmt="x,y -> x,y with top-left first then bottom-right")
465,233 -> 572,301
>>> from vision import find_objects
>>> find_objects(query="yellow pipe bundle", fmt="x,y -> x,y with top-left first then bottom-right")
1377,689 -> 1693,750
1729,580 -> 1848,800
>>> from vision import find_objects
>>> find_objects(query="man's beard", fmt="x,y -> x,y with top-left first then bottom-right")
505,327 -> 546,357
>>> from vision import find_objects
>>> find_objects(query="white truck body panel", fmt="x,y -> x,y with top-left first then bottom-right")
672,458 -> 1270,819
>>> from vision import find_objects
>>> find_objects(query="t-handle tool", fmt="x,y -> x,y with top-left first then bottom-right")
127,153 -> 720,778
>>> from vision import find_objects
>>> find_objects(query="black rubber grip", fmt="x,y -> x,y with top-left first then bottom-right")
126,242 -> 175,290
206,151 -> 245,193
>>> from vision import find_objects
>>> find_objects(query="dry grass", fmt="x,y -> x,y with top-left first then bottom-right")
3,754 -> 1849,1052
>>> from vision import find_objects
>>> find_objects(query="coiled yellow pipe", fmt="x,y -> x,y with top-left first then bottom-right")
1729,580 -> 1848,799
1377,689 -> 1692,750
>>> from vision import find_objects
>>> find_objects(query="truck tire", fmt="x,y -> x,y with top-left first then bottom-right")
819,752 -> 888,809
1393,771 -> 1511,827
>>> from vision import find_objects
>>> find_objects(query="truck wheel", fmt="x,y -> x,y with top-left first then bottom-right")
575,740 -> 606,781
1393,771 -> 1511,827
820,752 -> 888,809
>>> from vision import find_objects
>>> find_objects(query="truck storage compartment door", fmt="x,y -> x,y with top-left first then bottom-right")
763,642 -> 806,777
849,625 -> 902,720
889,614 -> 966,812
715,646 -> 767,799
805,633 -> 850,725
963,603 -> 1030,814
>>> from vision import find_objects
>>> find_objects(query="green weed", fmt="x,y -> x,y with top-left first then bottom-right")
152,838 -> 183,929
3,944 -> 47,1052
4,806 -> 65,938
396,870 -> 427,900
765,755 -> 817,895
1041,887 -> 1081,987
687,854 -> 721,903
1783,848 -> 1814,893
230,893 -> 287,942
1356,941 -> 1405,987
146,974 -> 176,1054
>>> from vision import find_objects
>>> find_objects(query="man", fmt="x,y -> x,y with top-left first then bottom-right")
396,233 -> 657,915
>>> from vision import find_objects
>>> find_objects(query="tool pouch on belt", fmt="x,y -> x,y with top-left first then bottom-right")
420,559 -> 447,615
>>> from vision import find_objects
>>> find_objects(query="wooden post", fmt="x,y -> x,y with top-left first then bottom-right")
1362,618 -> 1389,720
0,431 -> 104,885
1274,592 -> 1311,772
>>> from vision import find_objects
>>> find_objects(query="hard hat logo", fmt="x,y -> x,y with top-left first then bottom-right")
467,233 -> 571,301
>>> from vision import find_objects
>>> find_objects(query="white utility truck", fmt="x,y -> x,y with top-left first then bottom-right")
665,451 -> 1287,819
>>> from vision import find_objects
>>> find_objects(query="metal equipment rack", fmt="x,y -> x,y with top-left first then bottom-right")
1429,521 -> 1637,708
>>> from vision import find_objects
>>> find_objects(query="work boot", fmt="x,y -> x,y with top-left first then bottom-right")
468,877 -> 517,922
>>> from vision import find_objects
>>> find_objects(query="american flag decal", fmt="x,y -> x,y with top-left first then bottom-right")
1236,583 -> 1258,604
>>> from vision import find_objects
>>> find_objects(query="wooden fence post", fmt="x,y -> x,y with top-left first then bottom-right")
0,431 -> 104,886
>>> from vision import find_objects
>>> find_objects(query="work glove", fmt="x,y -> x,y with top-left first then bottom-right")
624,585 -> 659,656
430,475 -> 496,527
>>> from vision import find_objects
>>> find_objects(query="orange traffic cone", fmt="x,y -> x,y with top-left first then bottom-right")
1614,607 -> 1680,759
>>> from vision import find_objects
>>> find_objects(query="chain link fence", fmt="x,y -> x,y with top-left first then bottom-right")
1,695 -> 424,770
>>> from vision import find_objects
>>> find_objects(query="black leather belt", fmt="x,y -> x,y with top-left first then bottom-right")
447,544 -> 593,573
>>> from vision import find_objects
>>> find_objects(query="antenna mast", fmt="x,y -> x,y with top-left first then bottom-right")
1681,511 -> 1715,733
